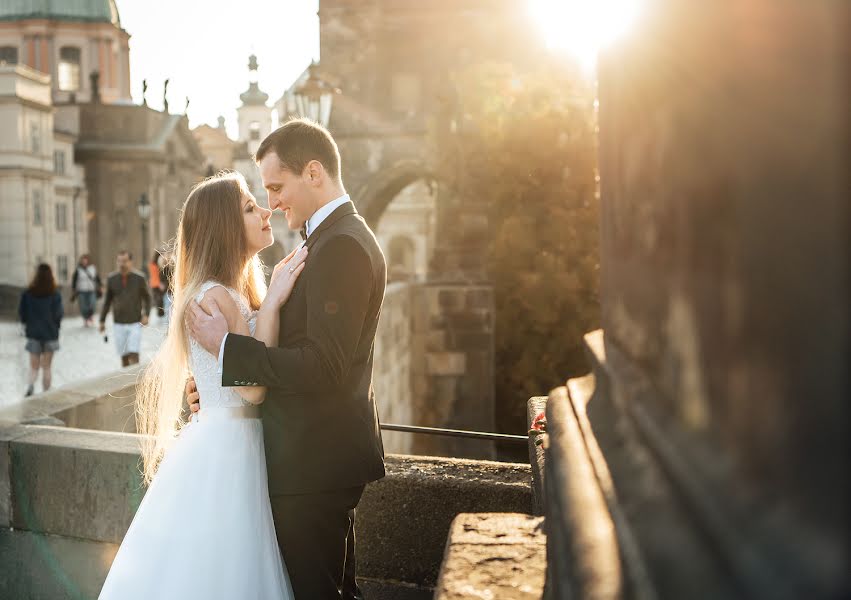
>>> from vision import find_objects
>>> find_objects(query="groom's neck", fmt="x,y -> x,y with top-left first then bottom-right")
313,182 -> 347,211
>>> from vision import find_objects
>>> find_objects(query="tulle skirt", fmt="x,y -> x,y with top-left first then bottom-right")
99,407 -> 293,599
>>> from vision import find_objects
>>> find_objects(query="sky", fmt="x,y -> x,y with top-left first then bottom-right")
115,0 -> 320,139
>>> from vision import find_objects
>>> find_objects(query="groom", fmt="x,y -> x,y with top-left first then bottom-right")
188,118 -> 387,599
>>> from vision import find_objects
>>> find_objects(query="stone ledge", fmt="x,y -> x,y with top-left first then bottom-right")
434,513 -> 545,600
0,424 -> 32,528
0,366 -> 141,428
581,329 -> 840,598
359,577 -> 433,600
544,383 -> 624,599
9,425 -> 144,544
359,454 -> 532,587
0,424 -> 532,592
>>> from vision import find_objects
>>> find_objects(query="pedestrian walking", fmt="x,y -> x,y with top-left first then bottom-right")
71,253 -> 102,327
160,251 -> 174,328
18,263 -> 63,396
99,250 -> 151,367
148,252 -> 165,318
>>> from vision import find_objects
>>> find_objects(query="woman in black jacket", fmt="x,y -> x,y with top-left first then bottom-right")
18,263 -> 64,396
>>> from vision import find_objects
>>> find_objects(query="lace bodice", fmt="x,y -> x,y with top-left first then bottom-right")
189,281 -> 258,409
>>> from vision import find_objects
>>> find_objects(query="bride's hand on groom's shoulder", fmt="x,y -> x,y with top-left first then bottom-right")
266,246 -> 308,309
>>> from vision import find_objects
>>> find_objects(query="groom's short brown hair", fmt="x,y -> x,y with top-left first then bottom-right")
255,118 -> 341,181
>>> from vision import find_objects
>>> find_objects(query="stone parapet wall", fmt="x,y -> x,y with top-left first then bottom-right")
434,513 -> 546,600
374,281 -> 417,454
374,281 -> 497,459
359,454 -> 532,587
597,0 -> 849,568
0,417 -> 531,598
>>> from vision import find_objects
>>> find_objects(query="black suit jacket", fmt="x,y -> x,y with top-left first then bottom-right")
223,201 -> 387,495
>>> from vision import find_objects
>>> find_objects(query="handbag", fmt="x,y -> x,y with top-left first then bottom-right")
79,266 -> 103,298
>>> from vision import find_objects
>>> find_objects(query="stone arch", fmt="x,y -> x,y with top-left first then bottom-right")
354,160 -> 438,227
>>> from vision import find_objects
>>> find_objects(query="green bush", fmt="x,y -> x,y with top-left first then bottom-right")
435,62 -> 601,434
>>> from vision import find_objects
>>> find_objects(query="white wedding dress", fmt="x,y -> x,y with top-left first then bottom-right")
99,281 -> 293,600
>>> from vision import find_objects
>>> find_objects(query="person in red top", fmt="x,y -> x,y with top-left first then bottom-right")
148,252 -> 165,318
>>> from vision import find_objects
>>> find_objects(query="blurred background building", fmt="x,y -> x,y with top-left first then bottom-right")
0,0 -> 204,313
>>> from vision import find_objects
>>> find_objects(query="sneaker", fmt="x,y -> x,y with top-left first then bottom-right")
25,385 -> 34,397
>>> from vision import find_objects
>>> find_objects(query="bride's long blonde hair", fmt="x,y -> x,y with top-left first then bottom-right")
136,171 -> 267,484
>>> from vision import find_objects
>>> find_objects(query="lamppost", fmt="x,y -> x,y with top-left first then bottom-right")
293,62 -> 339,127
137,193 -> 151,271
71,186 -> 81,263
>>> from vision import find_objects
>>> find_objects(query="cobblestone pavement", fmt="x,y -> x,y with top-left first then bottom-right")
0,313 -> 168,410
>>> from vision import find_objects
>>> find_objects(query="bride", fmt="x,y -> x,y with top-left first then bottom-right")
99,171 -> 306,599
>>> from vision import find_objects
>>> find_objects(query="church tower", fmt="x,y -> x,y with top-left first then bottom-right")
237,54 -> 272,156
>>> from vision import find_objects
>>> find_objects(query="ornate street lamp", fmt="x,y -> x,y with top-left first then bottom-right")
293,62 -> 339,127
137,192 -> 151,269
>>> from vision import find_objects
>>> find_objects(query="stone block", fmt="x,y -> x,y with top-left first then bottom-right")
434,513 -> 546,600
59,367 -> 141,399
0,390 -> 90,425
0,527 -> 117,600
426,352 -> 466,376
359,578 -> 433,600
358,454 -> 532,587
425,330 -> 447,351
450,331 -> 493,352
465,288 -> 492,310
437,289 -> 464,310
10,426 -> 145,543
0,424 -> 32,528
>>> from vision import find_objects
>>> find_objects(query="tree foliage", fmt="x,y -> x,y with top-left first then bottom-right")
435,62 -> 601,434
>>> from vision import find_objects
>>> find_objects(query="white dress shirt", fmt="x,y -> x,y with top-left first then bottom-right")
217,193 -> 351,373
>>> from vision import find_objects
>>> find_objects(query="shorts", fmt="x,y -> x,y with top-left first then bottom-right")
113,322 -> 142,356
26,339 -> 60,354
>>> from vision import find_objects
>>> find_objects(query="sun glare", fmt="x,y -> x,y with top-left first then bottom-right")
529,0 -> 643,70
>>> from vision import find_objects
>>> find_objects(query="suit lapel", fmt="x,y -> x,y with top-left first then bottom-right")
305,201 -> 357,250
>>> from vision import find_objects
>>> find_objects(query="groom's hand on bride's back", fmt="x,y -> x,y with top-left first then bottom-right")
185,377 -> 200,414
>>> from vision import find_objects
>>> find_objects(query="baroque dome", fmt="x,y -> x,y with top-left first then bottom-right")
0,0 -> 121,26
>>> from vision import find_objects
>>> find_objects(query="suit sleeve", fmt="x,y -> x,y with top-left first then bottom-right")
222,234 -> 372,393
140,276 -> 152,317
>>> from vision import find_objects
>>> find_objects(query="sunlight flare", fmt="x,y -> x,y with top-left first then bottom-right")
529,0 -> 643,70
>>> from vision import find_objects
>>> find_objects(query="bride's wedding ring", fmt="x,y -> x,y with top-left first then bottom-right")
289,266 -> 295,273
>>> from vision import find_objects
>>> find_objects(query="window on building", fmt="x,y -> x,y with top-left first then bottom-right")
249,121 -> 261,141
58,46 -> 81,92
0,46 -> 17,65
57,255 -> 69,282
388,236 -> 416,281
54,150 -> 66,174
32,190 -> 42,226
56,203 -> 68,231
391,73 -> 421,115
30,122 -> 40,153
